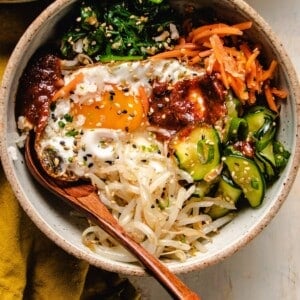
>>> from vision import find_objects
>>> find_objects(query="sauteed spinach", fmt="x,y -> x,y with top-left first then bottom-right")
60,0 -> 179,62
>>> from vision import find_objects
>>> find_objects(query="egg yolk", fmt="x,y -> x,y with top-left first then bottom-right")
71,87 -> 145,132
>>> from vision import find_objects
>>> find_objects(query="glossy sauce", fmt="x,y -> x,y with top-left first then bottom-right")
17,53 -> 63,135
148,75 -> 226,132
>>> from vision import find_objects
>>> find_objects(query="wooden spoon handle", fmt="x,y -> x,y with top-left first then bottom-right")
24,135 -> 200,299
66,189 -> 200,300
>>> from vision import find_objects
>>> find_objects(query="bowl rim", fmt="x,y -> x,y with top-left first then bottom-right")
1,0 -> 300,276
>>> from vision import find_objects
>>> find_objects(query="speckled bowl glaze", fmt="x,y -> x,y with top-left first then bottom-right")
1,0 -> 300,276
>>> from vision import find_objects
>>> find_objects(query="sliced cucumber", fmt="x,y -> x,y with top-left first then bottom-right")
255,118 -> 277,151
259,142 -> 276,166
172,125 -> 221,181
244,106 -> 276,135
244,106 -> 277,151
223,155 -> 265,208
209,175 -> 242,219
225,117 -> 248,143
255,140 -> 290,183
225,91 -> 241,118
193,180 -> 214,198
273,141 -> 291,170
255,151 -> 277,183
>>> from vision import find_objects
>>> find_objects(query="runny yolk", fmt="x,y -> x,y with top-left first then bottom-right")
71,87 -> 145,132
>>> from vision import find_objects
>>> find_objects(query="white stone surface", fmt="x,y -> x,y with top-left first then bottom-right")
129,1 -> 300,298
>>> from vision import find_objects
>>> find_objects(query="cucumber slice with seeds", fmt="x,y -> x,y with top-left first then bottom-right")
223,155 -> 265,208
172,126 -> 221,181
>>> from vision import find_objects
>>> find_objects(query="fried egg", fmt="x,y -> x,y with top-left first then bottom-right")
37,59 -> 205,179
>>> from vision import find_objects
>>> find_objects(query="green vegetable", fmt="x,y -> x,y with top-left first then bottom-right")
225,117 -> 248,143
193,180 -> 214,198
223,155 -> 265,208
60,0 -> 179,61
209,175 -> 242,219
273,141 -> 290,169
173,126 -> 221,181
244,106 -> 277,151
66,129 -> 79,137
225,92 -> 242,118
255,140 -> 290,183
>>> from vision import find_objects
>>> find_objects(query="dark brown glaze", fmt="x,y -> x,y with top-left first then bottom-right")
17,53 -> 63,136
147,74 -> 226,132
233,141 -> 255,158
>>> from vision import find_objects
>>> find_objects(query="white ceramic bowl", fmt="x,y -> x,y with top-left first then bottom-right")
1,0 -> 300,276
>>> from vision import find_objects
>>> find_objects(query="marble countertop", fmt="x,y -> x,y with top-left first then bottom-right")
130,1 -> 300,299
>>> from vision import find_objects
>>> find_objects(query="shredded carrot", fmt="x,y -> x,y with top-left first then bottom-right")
239,43 -> 252,59
148,19 -> 284,109
232,21 -> 253,31
261,60 -> 278,81
138,86 -> 149,115
255,62 -> 263,93
228,74 -> 249,102
265,84 -> 278,112
188,50 -> 212,65
198,49 -> 213,58
189,55 -> 201,65
209,34 -> 229,88
189,23 -> 228,40
246,65 -> 257,90
202,41 -> 212,49
248,89 -> 256,104
192,27 -> 243,44
205,53 -> 216,75
271,87 -> 288,99
52,72 -> 84,101
178,37 -> 186,46
245,48 -> 260,72
224,46 -> 244,58
174,42 -> 198,50
150,49 -> 183,59
151,48 -> 199,60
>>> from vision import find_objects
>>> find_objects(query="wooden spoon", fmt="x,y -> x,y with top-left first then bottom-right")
24,133 -> 201,300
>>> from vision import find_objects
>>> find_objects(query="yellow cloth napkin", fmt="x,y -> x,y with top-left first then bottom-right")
0,3 -> 138,299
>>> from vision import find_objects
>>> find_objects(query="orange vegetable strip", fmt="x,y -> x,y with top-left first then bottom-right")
198,49 -> 213,57
150,49 -> 183,59
187,49 -> 213,65
229,74 -> 249,102
202,41 -> 212,48
178,37 -> 186,45
138,86 -> 149,115
189,55 -> 201,65
271,87 -> 288,99
219,63 -> 229,89
245,48 -> 260,72
52,72 -> 84,101
150,48 -> 199,59
255,62 -> 263,93
239,43 -> 252,59
246,65 -> 257,90
205,54 -> 216,74
261,60 -> 278,81
189,23 -> 228,40
265,84 -> 278,112
192,27 -> 243,44
224,46 -> 244,58
174,43 -> 198,50
232,21 -> 253,31
248,89 -> 256,104
209,34 -> 229,88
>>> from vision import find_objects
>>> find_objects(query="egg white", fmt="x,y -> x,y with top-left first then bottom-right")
38,58 -> 205,178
